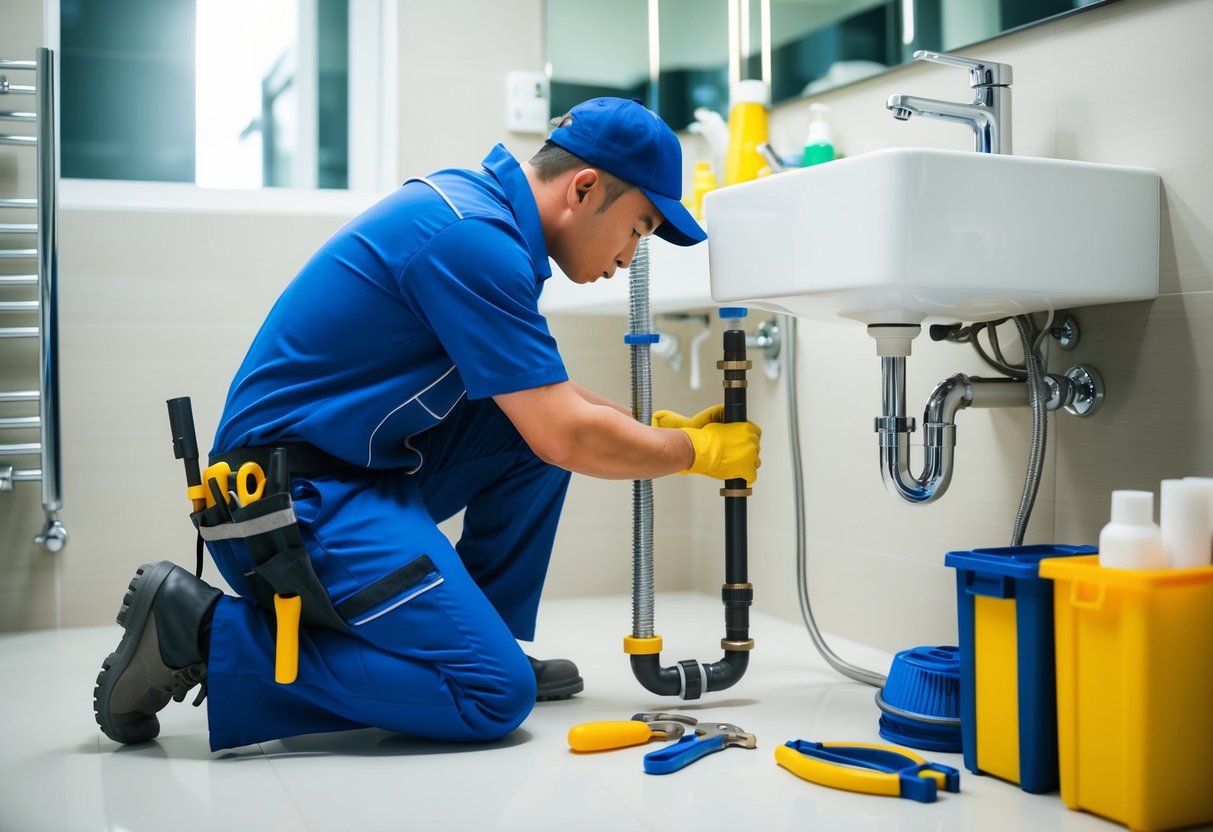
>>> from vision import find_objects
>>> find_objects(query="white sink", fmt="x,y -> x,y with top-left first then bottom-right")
704,148 -> 1160,326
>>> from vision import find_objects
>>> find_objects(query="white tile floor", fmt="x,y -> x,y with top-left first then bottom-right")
1,591 -> 1136,832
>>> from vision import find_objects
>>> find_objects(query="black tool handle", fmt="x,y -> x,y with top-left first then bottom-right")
267,446 -> 289,495
166,396 -> 202,489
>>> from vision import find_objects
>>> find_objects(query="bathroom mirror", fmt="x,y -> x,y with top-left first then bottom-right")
547,0 -> 1118,130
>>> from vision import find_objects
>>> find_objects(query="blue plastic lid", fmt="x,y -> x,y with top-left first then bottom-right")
944,544 -> 1097,579
876,645 -> 962,754
718,307 -> 748,319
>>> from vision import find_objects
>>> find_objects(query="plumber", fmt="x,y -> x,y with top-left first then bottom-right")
93,98 -> 761,751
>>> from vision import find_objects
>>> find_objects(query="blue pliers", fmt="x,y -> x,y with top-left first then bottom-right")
775,740 -> 961,803
643,721 -> 757,774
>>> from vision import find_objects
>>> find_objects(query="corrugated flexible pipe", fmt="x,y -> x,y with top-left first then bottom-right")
628,238 -> 657,642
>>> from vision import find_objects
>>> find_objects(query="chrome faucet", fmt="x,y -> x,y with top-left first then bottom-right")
887,50 -> 1012,154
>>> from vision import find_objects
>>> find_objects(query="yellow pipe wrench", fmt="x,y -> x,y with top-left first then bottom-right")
775,740 -> 961,803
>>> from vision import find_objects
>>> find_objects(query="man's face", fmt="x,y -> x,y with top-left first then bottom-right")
560,173 -> 663,284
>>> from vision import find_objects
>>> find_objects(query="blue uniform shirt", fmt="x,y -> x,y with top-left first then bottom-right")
213,145 -> 568,470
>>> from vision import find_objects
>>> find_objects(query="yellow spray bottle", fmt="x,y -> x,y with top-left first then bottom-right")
723,80 -> 769,186
688,161 -> 718,220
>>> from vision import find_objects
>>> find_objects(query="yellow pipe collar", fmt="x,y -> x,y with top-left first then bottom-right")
623,634 -> 663,655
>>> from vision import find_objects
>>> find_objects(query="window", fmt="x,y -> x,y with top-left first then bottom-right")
60,0 -> 390,192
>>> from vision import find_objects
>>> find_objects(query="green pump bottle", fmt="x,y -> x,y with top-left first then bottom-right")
802,103 -> 835,167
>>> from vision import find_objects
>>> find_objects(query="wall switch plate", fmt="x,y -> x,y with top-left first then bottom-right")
505,70 -> 550,133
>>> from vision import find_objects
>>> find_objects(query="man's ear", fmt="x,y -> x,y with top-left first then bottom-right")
568,168 -> 600,206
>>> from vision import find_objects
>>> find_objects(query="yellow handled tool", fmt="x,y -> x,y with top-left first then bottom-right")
775,740 -> 960,803
231,466 -> 300,686
568,719 -> 686,752
202,461 -> 232,510
274,594 -> 302,684
236,461 -> 267,505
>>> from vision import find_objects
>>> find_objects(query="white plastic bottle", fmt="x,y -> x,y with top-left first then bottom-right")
1161,479 -> 1212,568
1183,476 -> 1213,564
1098,490 -> 1166,569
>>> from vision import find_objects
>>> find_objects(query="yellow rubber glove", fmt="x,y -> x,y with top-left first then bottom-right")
651,404 -> 724,430
679,422 -> 762,484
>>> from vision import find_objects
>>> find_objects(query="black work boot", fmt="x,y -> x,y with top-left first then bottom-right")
94,561 -> 222,744
529,655 -> 584,701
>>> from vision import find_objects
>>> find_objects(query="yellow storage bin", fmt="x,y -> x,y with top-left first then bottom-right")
1039,556 -> 1213,832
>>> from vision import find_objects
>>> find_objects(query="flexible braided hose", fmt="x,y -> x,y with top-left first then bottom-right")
1011,314 -> 1048,545
628,237 -> 655,638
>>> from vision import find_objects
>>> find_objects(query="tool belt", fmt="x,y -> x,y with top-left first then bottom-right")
201,442 -> 374,637
167,397 -> 360,685
191,486 -> 350,635
207,442 -> 362,481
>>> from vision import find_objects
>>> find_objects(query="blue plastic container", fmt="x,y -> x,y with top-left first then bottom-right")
944,544 -> 1095,794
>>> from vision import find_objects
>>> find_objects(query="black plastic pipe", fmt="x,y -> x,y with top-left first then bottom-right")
630,326 -> 753,699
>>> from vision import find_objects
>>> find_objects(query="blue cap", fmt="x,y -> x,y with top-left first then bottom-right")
548,98 -> 707,248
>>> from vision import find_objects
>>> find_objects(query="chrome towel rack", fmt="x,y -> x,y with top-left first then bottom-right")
1,48 -> 67,552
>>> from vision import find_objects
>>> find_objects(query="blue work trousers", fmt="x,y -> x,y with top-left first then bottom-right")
203,397 -> 571,751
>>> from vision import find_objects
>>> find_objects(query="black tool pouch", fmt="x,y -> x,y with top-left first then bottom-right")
193,492 -> 350,634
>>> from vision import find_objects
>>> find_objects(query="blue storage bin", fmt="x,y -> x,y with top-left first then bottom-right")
944,544 -> 1096,794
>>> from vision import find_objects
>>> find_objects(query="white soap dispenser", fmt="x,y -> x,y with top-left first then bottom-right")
1099,490 -> 1166,569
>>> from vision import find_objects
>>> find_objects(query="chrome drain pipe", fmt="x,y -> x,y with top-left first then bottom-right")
870,324 -> 1027,505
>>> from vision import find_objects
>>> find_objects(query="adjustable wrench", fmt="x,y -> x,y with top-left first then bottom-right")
643,721 -> 757,774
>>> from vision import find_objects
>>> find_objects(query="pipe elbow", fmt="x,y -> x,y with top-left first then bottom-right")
880,457 -> 948,503
924,373 -> 973,427
879,432 -> 954,504
705,651 -> 750,693
630,651 -> 751,700
630,655 -> 682,697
